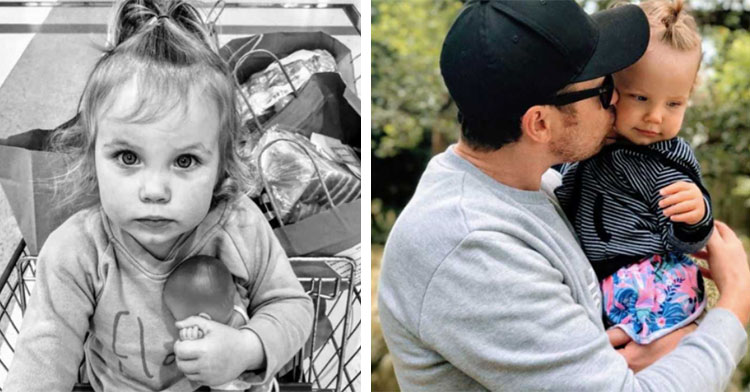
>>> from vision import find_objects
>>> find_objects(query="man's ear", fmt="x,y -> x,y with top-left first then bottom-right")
520,105 -> 554,143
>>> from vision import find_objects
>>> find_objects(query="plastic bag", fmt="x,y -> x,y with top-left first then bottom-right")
242,126 -> 360,224
236,49 -> 337,125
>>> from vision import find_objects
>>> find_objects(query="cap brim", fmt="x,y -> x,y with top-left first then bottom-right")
572,4 -> 649,82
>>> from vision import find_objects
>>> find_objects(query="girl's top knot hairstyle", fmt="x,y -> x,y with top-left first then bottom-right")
639,0 -> 701,52
52,0 -> 250,210
109,0 -> 217,57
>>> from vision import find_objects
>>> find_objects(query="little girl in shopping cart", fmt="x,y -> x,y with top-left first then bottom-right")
4,0 -> 313,391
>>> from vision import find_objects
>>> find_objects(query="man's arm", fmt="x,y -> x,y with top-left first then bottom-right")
418,230 -> 747,391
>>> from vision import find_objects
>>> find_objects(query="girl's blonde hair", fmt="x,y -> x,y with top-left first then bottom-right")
52,0 -> 250,209
639,0 -> 701,52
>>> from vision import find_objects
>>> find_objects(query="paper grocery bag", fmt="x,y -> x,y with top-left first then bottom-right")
259,72 -> 360,149
273,199 -> 361,257
0,127 -> 87,254
253,137 -> 360,258
222,32 -> 361,149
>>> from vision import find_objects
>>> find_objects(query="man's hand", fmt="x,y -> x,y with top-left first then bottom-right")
173,316 -> 266,386
606,328 -> 631,348
693,221 -> 750,326
616,323 -> 697,372
658,181 -> 705,225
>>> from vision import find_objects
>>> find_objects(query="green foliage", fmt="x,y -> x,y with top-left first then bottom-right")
681,26 -> 750,238
685,28 -> 750,388
371,199 -> 396,244
371,0 -> 461,158
371,0 -> 462,241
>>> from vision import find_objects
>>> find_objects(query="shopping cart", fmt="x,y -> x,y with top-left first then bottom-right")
0,239 -> 360,392
285,257 -> 360,392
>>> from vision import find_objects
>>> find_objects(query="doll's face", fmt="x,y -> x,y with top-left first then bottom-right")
95,79 -> 221,259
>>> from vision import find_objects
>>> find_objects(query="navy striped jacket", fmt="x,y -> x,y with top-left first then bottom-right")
555,137 -> 713,281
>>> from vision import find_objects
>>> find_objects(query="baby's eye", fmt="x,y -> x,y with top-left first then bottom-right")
632,95 -> 647,102
117,151 -> 139,166
175,155 -> 198,169
668,101 -> 683,108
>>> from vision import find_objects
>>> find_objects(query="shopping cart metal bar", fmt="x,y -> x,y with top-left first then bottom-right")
289,257 -> 356,392
1,244 -> 359,392
0,240 -> 25,293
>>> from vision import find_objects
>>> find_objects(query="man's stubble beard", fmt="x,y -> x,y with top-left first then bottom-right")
550,112 -> 611,163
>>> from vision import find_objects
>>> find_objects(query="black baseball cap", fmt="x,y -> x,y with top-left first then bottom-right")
440,0 -> 649,123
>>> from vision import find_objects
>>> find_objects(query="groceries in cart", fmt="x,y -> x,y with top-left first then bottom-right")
242,126 -> 361,225
2,0 -> 314,391
236,49 -> 338,127
245,127 -> 361,227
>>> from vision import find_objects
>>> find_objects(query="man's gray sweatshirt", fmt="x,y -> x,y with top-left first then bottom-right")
378,146 -> 748,391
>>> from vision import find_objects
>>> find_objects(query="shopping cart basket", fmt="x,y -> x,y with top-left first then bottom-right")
0,240 -> 359,392
285,257 -> 360,392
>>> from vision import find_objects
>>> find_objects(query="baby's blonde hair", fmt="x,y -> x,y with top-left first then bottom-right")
640,0 -> 701,52
52,0 -> 250,210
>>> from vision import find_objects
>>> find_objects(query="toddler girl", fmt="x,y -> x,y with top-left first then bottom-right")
4,0 -> 313,390
555,0 -> 711,347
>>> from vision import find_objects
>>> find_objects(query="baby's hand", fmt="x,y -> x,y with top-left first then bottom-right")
179,325 -> 204,341
173,316 -> 266,386
658,181 -> 706,225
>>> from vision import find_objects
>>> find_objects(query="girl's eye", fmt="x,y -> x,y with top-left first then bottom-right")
175,155 -> 196,169
118,151 -> 138,166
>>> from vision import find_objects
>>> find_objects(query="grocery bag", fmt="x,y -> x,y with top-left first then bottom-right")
274,198 -> 360,257
220,32 -> 356,92
0,120 -> 90,254
256,138 -> 360,257
222,33 -> 361,149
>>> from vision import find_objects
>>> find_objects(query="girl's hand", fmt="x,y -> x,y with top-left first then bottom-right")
658,181 -> 706,225
173,316 -> 266,386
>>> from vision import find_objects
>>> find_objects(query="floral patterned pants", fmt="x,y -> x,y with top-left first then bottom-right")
601,252 -> 706,344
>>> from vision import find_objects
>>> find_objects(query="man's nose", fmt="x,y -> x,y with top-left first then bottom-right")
139,171 -> 171,204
